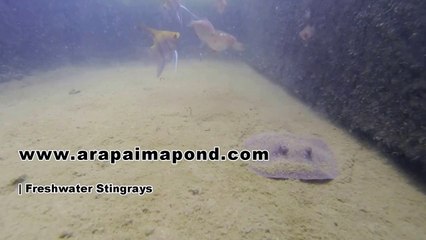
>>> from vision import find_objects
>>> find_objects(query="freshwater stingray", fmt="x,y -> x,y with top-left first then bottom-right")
140,24 -> 180,77
244,132 -> 338,180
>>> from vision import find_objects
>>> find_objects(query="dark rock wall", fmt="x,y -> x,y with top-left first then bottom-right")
241,0 -> 426,171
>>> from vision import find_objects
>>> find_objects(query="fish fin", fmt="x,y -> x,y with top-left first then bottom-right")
149,45 -> 157,54
139,23 -> 157,38
156,56 -> 166,78
173,50 -> 178,73
176,11 -> 183,26
179,4 -> 199,20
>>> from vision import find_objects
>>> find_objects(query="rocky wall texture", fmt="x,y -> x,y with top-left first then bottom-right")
241,0 -> 426,172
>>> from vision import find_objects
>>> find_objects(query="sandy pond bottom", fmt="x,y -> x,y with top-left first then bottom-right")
0,59 -> 425,240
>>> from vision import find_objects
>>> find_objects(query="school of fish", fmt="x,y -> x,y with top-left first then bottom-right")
143,0 -> 243,77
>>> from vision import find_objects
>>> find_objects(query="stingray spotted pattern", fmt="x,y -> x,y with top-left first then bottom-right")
244,132 -> 338,180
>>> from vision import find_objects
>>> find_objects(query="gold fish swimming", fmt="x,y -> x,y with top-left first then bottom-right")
140,24 -> 180,77
189,19 -> 244,52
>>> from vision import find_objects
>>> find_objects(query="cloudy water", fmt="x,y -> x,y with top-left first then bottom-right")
0,1 -> 425,239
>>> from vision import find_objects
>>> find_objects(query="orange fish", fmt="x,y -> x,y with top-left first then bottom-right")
215,0 -> 227,14
189,19 -> 244,52
140,24 -> 180,77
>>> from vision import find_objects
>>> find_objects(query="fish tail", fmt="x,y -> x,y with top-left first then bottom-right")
139,23 -> 155,36
156,56 -> 166,78
173,50 -> 178,73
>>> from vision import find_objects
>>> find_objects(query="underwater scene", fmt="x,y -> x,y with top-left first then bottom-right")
0,0 -> 425,239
